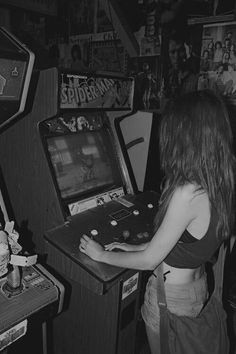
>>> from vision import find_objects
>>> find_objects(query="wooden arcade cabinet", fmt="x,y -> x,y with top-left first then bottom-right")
44,189 -> 158,354
0,63 -> 159,353
37,72 -> 159,353
0,27 -> 65,353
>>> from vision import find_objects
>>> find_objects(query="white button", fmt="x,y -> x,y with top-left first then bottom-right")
147,203 -> 154,209
90,229 -> 98,236
110,220 -> 117,226
122,230 -> 130,239
133,210 -> 139,216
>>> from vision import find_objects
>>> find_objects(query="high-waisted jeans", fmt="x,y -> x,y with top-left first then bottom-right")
141,270 -> 208,332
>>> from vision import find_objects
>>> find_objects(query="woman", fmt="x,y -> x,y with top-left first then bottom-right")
70,44 -> 88,71
229,43 -> 236,69
79,90 -> 235,353
200,49 -> 211,72
222,64 -> 236,96
213,41 -> 223,70
207,40 -> 214,61
222,51 -> 230,71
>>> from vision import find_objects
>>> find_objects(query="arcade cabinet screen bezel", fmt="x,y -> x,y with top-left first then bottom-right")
40,117 -> 126,217
0,27 -> 35,129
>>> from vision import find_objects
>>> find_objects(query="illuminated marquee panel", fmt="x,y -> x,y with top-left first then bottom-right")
59,72 -> 134,111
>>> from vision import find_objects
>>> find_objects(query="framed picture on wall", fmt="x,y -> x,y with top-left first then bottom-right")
127,55 -> 161,111
89,40 -> 128,74
161,29 -> 200,105
198,21 -> 236,105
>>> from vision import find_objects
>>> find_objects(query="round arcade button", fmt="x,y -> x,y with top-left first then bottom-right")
122,230 -> 130,239
147,203 -> 154,209
90,229 -> 98,236
133,210 -> 140,216
110,220 -> 118,226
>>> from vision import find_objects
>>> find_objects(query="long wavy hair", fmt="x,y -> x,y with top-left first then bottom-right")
155,89 -> 235,240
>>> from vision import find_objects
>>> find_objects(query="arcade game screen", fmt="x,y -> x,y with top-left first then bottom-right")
0,58 -> 26,101
47,130 -> 121,201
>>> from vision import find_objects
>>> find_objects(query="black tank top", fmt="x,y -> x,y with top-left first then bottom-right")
164,207 -> 221,269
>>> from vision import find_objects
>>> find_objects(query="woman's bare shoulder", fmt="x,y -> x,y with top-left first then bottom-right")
171,184 -> 208,216
172,184 -> 201,203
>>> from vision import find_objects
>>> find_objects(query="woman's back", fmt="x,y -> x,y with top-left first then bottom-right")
162,184 -> 220,284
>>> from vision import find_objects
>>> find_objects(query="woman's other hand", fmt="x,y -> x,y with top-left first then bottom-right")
104,242 -> 130,252
104,242 -> 149,252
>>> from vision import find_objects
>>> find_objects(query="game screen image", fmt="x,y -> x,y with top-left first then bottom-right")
47,130 -> 121,200
0,58 -> 26,100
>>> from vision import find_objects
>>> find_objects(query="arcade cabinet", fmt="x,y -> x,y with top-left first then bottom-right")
0,68 -> 138,254
39,72 -> 159,354
0,176 -> 64,354
0,27 -> 64,353
0,47 -> 159,352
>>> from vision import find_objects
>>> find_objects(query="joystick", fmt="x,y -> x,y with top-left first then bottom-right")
3,265 -> 23,297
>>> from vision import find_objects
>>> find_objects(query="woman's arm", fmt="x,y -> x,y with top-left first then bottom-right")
79,185 -> 197,270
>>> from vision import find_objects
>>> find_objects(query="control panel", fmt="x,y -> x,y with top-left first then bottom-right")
0,264 -> 64,336
45,190 -> 159,285
81,191 -> 158,245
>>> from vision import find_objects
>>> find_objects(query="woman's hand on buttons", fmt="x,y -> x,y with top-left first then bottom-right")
104,242 -> 132,252
79,234 -> 104,262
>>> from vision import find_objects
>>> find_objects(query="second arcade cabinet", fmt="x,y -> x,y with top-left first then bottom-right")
0,28 -> 65,354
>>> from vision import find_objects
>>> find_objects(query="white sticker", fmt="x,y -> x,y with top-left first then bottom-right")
68,187 -> 125,215
122,272 -> 139,300
116,198 -> 134,208
0,319 -> 27,350
10,254 -> 38,267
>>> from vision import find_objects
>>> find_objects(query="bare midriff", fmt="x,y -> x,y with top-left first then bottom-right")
163,261 -> 203,284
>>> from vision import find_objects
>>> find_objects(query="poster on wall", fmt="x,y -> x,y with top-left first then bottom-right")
198,21 -> 236,105
161,31 -> 200,104
89,40 -> 128,74
127,55 -> 161,111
